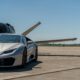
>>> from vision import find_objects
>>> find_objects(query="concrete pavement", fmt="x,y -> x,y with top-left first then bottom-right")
0,47 -> 80,80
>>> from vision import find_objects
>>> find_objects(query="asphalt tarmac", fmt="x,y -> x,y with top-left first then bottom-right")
0,46 -> 80,80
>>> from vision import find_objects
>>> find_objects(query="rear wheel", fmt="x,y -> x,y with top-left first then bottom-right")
22,48 -> 27,67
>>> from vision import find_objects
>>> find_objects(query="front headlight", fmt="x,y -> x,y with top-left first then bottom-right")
3,49 -> 16,54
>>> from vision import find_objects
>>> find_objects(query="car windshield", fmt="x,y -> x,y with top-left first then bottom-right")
0,35 -> 20,43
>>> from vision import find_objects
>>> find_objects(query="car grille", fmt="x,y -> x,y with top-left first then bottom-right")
0,58 -> 15,66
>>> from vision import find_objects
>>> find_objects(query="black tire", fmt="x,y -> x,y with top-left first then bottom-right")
22,48 -> 27,67
34,46 -> 38,61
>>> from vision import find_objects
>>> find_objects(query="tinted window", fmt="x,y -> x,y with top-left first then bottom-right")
0,23 -> 10,33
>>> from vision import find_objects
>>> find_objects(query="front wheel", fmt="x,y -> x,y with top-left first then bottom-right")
34,46 -> 38,61
22,48 -> 27,67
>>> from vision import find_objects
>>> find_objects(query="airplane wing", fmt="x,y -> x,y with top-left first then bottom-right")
22,22 -> 41,36
35,38 -> 77,44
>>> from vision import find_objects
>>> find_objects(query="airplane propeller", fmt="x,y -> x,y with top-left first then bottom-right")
22,21 -> 77,44
35,38 -> 77,44
22,22 -> 41,35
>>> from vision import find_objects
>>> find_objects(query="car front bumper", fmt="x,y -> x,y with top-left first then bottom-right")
0,52 -> 23,67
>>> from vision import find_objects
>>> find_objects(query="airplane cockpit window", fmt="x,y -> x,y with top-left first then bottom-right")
6,23 -> 15,33
0,23 -> 15,33
0,23 -> 8,33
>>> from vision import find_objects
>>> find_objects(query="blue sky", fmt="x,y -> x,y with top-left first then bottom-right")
0,0 -> 80,43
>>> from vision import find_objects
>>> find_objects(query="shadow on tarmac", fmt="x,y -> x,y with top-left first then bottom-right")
39,52 -> 80,57
0,61 -> 42,72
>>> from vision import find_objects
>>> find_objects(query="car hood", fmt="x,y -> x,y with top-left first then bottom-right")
0,43 -> 24,52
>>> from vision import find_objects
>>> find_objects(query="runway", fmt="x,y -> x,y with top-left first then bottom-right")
0,46 -> 80,80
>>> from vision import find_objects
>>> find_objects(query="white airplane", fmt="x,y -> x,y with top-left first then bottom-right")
0,22 -> 77,67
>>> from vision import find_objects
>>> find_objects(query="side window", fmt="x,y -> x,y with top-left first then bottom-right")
26,37 -> 32,45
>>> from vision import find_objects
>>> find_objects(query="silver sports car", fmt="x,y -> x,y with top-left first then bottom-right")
0,34 -> 38,67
